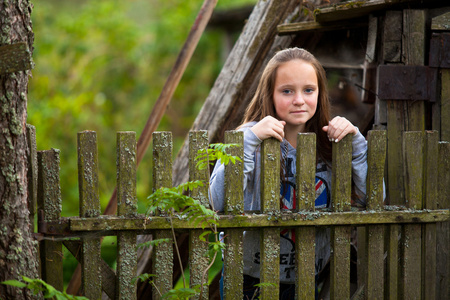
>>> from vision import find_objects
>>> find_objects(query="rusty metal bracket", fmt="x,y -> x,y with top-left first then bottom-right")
37,209 -> 71,236
377,65 -> 438,102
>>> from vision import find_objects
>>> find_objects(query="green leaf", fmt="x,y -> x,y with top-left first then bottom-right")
1,280 -> 27,288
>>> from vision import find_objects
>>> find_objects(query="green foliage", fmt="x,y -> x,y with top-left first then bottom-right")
195,143 -> 242,170
131,273 -> 157,285
1,276 -> 88,300
137,238 -> 171,249
29,0 -> 256,290
30,0 -> 256,218
162,286 -> 201,300
139,143 -> 240,298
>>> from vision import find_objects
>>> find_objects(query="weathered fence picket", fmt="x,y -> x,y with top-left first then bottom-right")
34,129 -> 450,300
364,130 -> 386,299
260,138 -> 281,299
116,132 -> 138,300
401,131 -> 424,299
37,149 -> 64,291
295,132 -> 316,299
222,131 -> 244,300
188,131 -> 210,300
330,134 -> 352,299
77,131 -> 102,299
423,131 -> 438,300
151,131 -> 174,299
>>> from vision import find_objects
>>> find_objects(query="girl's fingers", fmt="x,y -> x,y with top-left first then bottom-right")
251,116 -> 285,141
325,117 -> 357,142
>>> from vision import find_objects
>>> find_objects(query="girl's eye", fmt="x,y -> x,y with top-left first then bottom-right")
282,89 -> 293,94
305,88 -> 315,94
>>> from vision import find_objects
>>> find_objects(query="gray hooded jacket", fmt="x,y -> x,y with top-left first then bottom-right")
209,121 -> 368,283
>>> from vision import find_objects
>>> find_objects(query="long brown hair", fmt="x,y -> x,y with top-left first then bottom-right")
241,47 -> 332,163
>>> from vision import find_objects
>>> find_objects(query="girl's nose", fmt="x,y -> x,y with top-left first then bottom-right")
293,94 -> 305,105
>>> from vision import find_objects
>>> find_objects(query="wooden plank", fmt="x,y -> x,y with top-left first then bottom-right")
400,131 -> 424,299
366,225 -> 384,298
37,149 -> 63,291
330,135 -> 352,300
222,131 -> 244,300
69,210 -> 450,232
295,133 -> 316,299
385,225 -> 399,299
0,42 -> 32,74
26,124 -> 37,232
223,131 -> 244,215
151,132 -> 174,299
362,15 -> 378,104
399,224 -> 422,299
382,10 -> 402,63
366,130 -> 387,210
437,142 -> 450,299
403,9 -> 426,66
386,9 -> 426,206
402,9 -> 426,130
422,131 -> 438,299
172,0 -> 300,186
314,0 -> 423,23
403,131 -> 424,209
188,131 -> 210,300
296,133 -> 316,212
277,19 -> 367,35
77,131 -> 102,299
260,138 -> 280,299
387,101 -> 406,204
365,130 -> 387,298
442,70 -> 450,142
116,132 -> 138,300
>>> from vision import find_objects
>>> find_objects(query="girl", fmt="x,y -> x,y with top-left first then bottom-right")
210,47 -> 368,299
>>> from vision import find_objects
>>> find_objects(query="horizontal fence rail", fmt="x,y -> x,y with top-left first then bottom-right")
31,129 -> 450,300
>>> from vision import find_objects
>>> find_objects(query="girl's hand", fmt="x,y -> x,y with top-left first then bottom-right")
251,116 -> 286,142
322,116 -> 357,143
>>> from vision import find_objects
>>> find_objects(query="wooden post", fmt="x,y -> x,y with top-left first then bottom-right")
151,132 -> 174,299
295,133 -> 316,299
400,131 -> 424,299
77,131 -> 102,299
188,131 -> 210,300
260,138 -> 280,299
116,132 -> 138,300
365,130 -> 386,298
330,135 -> 352,300
222,131 -> 244,300
437,142 -> 450,299
37,149 -> 63,291
422,131 -> 438,299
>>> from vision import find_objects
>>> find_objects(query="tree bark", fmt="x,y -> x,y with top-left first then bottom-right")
0,1 -> 39,299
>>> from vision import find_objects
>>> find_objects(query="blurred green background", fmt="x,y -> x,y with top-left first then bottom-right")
29,0 -> 256,288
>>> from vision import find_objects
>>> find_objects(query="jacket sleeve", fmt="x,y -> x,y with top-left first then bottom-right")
351,128 -> 368,205
209,126 -> 262,212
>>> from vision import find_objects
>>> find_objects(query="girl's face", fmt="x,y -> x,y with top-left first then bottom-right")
273,59 -> 318,133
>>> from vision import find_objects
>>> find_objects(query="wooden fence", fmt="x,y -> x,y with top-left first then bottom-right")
30,127 -> 450,300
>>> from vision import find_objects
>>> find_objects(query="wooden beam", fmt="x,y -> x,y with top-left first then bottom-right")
314,0 -> 445,23
277,19 -> 367,35
68,210 -> 450,231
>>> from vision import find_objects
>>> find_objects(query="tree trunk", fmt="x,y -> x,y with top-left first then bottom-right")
0,1 -> 39,299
